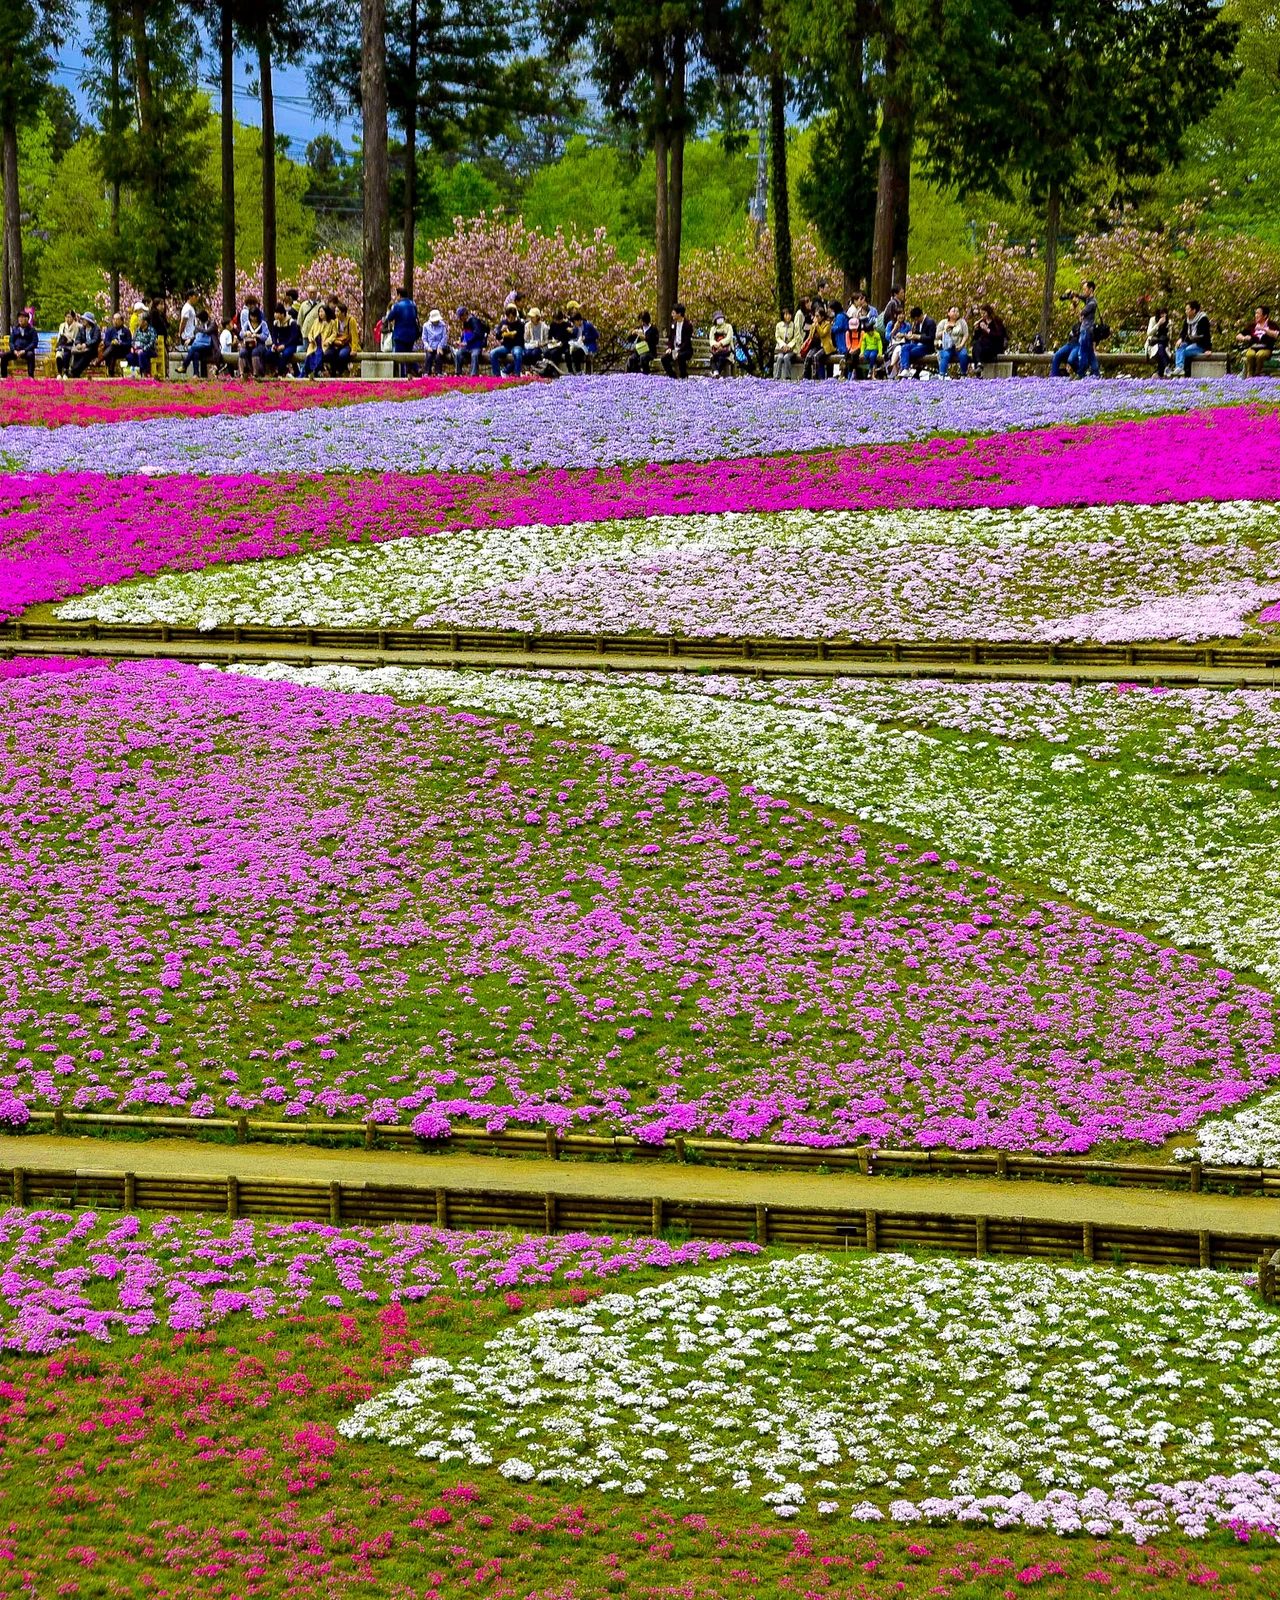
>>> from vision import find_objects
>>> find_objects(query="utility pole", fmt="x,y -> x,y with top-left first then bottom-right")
749,76 -> 768,237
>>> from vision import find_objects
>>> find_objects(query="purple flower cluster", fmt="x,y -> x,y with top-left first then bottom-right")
3,374 -> 1273,475
1,657 -> 1277,1152
0,1206 -> 760,1352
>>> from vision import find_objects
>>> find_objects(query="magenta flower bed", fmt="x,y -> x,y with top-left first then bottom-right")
1,658 -> 1276,1153
1,406 -> 1275,623
0,375 -> 523,429
0,1207 -> 760,1352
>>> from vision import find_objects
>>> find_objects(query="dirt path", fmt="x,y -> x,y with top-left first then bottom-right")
6,1133 -> 1277,1233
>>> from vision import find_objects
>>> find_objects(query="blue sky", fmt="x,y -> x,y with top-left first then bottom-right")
55,6 -> 359,155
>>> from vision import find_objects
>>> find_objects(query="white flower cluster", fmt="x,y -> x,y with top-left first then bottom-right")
57,500 -> 1280,644
337,1251 -> 1280,1535
227,660 -> 1280,990
1179,1090 -> 1280,1166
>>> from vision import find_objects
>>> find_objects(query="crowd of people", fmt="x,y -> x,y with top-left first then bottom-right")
2,279 -> 1277,383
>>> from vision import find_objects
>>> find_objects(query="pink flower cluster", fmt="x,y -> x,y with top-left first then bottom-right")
1,406 -> 1274,621
1,658 -> 1276,1152
0,1206 -> 760,1352
0,375 -> 522,429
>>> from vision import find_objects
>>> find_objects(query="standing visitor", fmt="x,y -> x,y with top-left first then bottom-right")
1237,306 -> 1279,377
385,288 -> 421,376
662,304 -> 693,378
1075,281 -> 1100,377
422,308 -> 451,375
1145,308 -> 1172,377
773,309 -> 799,379
148,297 -> 170,341
178,290 -> 200,349
1,310 -> 38,377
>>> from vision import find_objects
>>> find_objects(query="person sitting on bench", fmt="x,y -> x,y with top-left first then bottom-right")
102,311 -> 133,376
2,311 -> 39,378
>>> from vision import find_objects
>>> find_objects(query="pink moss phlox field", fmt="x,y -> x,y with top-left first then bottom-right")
0,1207 -> 759,1353
2,658 -> 1277,1153
2,406 -> 1276,622
0,376 -> 527,429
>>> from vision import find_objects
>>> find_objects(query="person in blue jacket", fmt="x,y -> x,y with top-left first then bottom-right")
453,307 -> 488,376
385,290 -> 420,375
2,311 -> 39,377
567,310 -> 598,374
101,311 -> 133,376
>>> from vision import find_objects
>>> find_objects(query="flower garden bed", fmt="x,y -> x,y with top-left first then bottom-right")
3,372 -> 1275,474
3,1240 -> 1274,1597
2,657 -> 1277,1153
0,375 -> 522,429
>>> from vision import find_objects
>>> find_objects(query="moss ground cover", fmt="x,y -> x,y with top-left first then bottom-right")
3,657 -> 1278,1153
57,500 -> 1280,646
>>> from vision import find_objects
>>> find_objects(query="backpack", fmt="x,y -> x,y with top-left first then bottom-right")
1094,320 -> 1112,342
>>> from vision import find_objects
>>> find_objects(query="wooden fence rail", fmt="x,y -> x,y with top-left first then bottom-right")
13,1107 -> 1275,1195
4,1164 -> 1277,1273
4,618 -> 1280,685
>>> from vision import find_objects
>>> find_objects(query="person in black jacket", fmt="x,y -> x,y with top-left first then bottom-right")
625,312 -> 658,374
662,303 -> 693,378
893,306 -> 937,378
2,311 -> 39,377
1173,299 -> 1212,375
69,312 -> 102,377
970,304 -> 1007,375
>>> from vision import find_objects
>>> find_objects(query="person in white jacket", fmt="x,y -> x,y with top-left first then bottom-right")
523,310 -> 551,367
773,309 -> 801,379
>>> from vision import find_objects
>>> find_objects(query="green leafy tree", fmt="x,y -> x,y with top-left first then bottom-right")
543,0 -> 748,325
920,0 -> 1239,343
795,90 -> 878,299
0,0 -> 70,329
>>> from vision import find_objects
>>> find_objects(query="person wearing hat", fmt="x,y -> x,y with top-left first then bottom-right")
523,307 -> 550,369
129,301 -> 147,337
101,311 -> 134,377
422,308 -> 451,376
69,311 -> 101,378
1,310 -> 39,378
453,307 -> 487,377
707,310 -> 735,377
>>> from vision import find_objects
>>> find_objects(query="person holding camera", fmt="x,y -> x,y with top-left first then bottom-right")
1072,281 -> 1100,376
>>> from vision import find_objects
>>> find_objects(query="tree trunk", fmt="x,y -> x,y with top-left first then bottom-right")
220,0 -> 235,321
769,71 -> 793,314
1039,179 -> 1061,349
653,43 -> 670,328
1,121 -> 19,333
871,28 -> 908,310
402,0 -> 417,296
891,128 -> 912,293
110,4 -> 121,314
668,30 -> 686,312
129,1 -> 154,126
259,33 -> 277,316
361,0 -> 390,349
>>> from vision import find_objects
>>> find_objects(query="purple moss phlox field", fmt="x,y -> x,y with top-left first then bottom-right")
0,1206 -> 759,1352
1,657 -> 1277,1152
1,406 -> 1276,621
